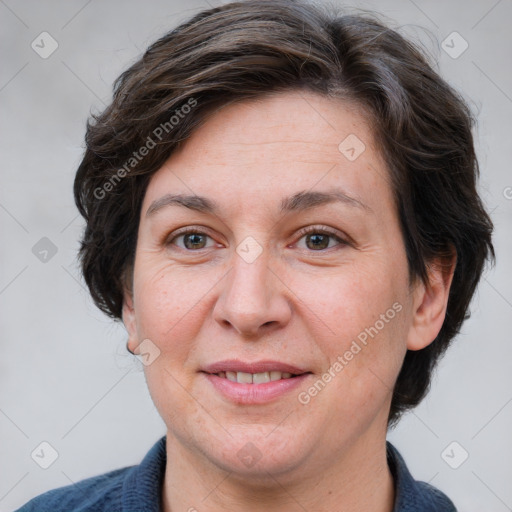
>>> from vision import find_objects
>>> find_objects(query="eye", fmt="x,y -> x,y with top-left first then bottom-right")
167,229 -> 216,251
166,226 -> 348,252
294,226 -> 348,251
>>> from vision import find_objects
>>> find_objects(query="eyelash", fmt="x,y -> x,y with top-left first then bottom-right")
166,225 -> 349,252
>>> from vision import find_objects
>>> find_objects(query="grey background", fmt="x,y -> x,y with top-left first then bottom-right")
1,0 -> 511,510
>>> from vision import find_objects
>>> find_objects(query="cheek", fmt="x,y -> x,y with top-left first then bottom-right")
290,258 -> 409,402
131,260 -> 215,416
293,257 -> 405,341
132,258 -> 212,346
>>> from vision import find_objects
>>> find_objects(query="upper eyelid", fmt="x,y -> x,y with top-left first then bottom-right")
295,225 -> 345,238
168,225 -> 342,238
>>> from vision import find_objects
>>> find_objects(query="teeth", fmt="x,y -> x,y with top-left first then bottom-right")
253,372 -> 270,384
237,371 -> 253,384
270,371 -> 282,381
217,371 -> 295,383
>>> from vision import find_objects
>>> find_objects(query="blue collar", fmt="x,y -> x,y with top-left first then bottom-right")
387,441 -> 457,511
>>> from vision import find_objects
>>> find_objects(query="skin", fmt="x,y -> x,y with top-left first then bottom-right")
123,90 -> 455,512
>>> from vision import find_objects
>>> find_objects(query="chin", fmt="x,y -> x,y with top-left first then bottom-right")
205,429 -> 310,480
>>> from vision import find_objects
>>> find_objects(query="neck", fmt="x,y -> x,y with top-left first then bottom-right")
161,430 -> 395,512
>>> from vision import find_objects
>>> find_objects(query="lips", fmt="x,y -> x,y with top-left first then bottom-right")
201,359 -> 312,403
202,359 -> 309,375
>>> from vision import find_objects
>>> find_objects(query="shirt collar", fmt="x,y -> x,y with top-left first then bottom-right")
386,441 -> 456,511
122,436 -> 167,512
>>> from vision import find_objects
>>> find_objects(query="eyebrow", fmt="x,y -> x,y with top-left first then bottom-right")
146,188 -> 371,217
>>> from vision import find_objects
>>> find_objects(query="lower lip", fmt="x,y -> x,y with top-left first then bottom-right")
203,372 -> 310,404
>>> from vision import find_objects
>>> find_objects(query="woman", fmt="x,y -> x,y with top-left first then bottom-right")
16,0 -> 494,510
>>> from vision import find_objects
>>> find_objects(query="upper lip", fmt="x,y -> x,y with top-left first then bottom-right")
201,359 -> 310,375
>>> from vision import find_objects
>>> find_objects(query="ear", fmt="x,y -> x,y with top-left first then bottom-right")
122,285 -> 139,354
407,249 -> 457,351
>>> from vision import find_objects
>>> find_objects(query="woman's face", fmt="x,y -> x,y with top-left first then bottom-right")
123,91 -> 433,479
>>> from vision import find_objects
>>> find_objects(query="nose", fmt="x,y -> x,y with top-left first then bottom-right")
212,247 -> 292,338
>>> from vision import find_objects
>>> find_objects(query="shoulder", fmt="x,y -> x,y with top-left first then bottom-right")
404,479 -> 458,512
13,466 -> 131,512
14,436 -> 167,512
386,441 -> 458,512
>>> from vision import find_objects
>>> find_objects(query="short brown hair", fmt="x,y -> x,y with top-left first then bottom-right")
73,0 -> 495,426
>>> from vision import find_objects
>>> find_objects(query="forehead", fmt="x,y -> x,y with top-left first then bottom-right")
142,91 -> 392,215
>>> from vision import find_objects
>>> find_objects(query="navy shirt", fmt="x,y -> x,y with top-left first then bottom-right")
15,436 -> 457,511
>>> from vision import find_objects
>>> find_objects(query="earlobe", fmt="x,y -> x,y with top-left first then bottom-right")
406,251 -> 457,351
